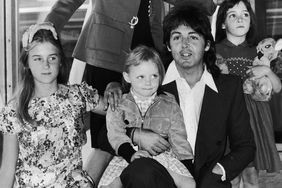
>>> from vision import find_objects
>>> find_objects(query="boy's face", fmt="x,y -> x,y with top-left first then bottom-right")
168,24 -> 209,72
223,1 -> 251,40
123,60 -> 160,99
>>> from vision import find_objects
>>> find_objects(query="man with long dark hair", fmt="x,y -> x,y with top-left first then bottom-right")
120,3 -> 255,188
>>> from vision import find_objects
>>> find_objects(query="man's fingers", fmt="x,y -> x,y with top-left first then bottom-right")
155,142 -> 169,152
148,148 -> 158,156
158,136 -> 170,147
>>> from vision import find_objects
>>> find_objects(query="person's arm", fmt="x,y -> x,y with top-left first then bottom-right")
216,77 -> 256,181
0,134 -> 18,188
76,82 -> 106,116
90,95 -> 106,116
132,128 -> 170,156
106,106 -> 136,162
248,65 -> 282,93
167,100 -> 194,174
103,82 -> 123,111
44,0 -> 86,32
168,100 -> 193,161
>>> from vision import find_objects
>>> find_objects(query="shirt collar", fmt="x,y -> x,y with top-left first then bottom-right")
130,88 -> 157,102
163,61 -> 218,93
222,38 -> 248,48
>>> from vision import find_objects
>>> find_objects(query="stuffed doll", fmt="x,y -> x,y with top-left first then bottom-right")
243,38 -> 282,101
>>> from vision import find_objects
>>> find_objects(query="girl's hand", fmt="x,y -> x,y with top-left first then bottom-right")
130,150 -> 151,162
103,82 -> 122,111
22,22 -> 57,49
247,65 -> 270,79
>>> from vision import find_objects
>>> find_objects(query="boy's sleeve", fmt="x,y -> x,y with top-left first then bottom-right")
106,106 -> 136,162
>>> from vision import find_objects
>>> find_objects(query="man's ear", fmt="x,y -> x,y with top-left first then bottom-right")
123,72 -> 131,83
205,40 -> 211,51
166,43 -> 171,52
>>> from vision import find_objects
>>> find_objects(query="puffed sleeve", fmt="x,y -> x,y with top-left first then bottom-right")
77,82 -> 100,112
0,105 -> 22,135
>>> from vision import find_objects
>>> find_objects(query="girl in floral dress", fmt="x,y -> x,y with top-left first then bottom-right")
215,0 -> 282,187
0,29 -> 105,187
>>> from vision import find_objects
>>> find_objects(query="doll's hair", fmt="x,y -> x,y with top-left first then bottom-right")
215,0 -> 257,46
15,29 -> 68,125
122,45 -> 165,93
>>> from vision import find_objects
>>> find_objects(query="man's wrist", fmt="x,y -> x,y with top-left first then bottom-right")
216,163 -> 226,181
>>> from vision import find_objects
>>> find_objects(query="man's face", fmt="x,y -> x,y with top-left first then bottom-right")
168,24 -> 209,71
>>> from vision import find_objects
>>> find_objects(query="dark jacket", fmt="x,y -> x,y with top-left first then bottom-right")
162,74 -> 256,188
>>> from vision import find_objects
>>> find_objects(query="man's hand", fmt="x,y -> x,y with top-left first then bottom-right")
130,150 -> 151,162
22,22 -> 57,49
212,164 -> 223,175
134,129 -> 170,156
103,82 -> 122,111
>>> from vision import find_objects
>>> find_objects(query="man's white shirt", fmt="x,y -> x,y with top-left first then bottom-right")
163,61 -> 226,180
163,61 -> 218,154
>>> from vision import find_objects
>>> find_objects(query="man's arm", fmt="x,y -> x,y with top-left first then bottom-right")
217,77 -> 256,181
44,0 -> 86,32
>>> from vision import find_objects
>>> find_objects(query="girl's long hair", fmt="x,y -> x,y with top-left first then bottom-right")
15,29 -> 68,126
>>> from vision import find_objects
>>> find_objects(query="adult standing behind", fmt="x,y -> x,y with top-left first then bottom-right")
22,0 -> 217,186
119,3 -> 256,188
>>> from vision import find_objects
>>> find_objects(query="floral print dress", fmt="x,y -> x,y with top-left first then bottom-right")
0,82 -> 99,187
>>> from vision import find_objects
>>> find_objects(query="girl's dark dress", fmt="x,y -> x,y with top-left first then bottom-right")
216,39 -> 281,173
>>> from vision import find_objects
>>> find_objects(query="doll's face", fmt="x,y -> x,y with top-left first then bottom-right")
256,38 -> 278,61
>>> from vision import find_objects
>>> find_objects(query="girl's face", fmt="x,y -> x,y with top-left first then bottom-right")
123,60 -> 160,99
28,42 -> 60,87
223,1 -> 251,42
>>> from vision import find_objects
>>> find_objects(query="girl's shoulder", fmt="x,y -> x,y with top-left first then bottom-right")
0,100 -> 22,134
